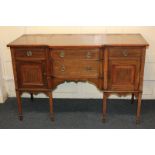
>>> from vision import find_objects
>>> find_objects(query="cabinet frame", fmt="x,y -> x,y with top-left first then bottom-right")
8,34 -> 148,124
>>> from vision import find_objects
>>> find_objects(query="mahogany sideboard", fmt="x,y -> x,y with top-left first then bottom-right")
7,34 -> 149,123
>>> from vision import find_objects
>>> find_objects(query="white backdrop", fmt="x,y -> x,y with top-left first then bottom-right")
0,26 -> 155,102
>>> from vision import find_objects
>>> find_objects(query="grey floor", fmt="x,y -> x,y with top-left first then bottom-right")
0,98 -> 155,129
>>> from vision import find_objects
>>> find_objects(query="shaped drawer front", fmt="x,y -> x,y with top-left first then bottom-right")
51,49 -> 100,60
52,60 -> 100,78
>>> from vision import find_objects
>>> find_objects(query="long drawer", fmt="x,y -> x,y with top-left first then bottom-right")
52,60 -> 101,78
51,49 -> 100,60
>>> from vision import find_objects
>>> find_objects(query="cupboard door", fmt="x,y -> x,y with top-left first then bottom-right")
108,59 -> 140,91
16,61 -> 47,88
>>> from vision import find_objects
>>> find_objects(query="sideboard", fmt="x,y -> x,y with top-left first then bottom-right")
7,34 -> 149,123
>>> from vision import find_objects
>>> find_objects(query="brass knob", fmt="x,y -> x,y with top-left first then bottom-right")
85,66 -> 92,71
26,51 -> 32,57
86,52 -> 91,59
61,65 -> 65,72
59,51 -> 65,58
122,50 -> 128,57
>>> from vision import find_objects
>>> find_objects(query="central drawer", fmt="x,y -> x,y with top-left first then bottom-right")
51,49 -> 99,60
52,60 -> 100,78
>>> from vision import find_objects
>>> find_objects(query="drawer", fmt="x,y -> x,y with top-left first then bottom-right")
14,48 -> 46,59
51,49 -> 100,60
52,60 -> 100,78
108,47 -> 142,58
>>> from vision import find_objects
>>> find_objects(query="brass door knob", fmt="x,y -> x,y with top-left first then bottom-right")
26,51 -> 32,57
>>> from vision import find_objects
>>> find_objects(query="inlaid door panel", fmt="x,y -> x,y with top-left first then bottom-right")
16,61 -> 47,88
108,59 -> 140,91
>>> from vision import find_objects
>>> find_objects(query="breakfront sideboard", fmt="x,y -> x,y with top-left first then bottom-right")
7,34 -> 149,123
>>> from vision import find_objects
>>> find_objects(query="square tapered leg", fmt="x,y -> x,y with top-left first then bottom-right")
48,92 -> 54,121
136,93 -> 142,124
16,91 -> 23,121
102,92 -> 107,123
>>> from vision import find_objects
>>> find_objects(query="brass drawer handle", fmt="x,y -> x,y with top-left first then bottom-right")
61,65 -> 65,72
59,51 -> 65,58
122,50 -> 128,57
85,66 -> 92,71
26,51 -> 32,57
86,52 -> 91,59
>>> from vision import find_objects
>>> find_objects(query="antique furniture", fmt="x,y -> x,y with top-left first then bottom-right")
7,34 -> 149,123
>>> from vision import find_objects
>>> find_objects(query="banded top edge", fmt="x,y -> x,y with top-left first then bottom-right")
7,34 -> 149,47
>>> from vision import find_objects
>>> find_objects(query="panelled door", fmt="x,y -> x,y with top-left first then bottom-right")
108,59 -> 140,90
16,61 -> 47,88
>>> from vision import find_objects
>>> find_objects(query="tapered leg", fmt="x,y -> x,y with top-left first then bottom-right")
136,93 -> 142,124
131,93 -> 134,104
102,92 -> 107,123
16,91 -> 23,121
30,93 -> 34,101
48,92 -> 54,121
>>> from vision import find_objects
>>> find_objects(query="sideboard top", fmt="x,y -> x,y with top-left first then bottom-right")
7,34 -> 149,47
